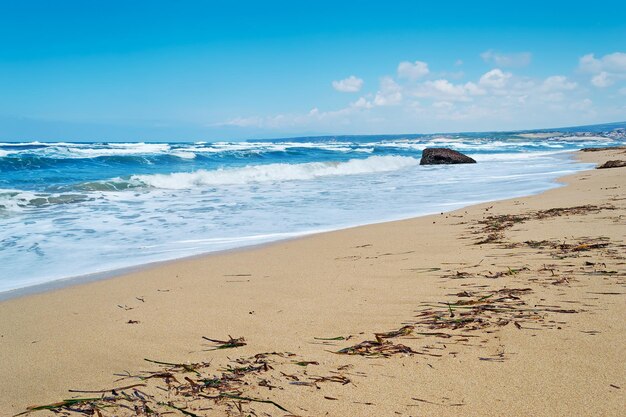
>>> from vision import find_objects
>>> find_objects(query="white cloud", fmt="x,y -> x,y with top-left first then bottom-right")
332,75 -> 364,92
217,105 -> 359,130
220,116 -> 264,128
580,52 -> 626,88
535,76 -> 577,103
374,92 -> 402,106
397,60 -> 430,80
580,52 -> 626,73
479,69 -> 512,89
481,50 -> 532,67
414,79 -> 485,101
351,97 -> 374,109
426,79 -> 465,96
216,53 -> 621,135
603,52 -> 626,72
579,54 -> 602,73
433,101 -> 454,109
374,77 -> 403,106
591,71 -> 613,87
464,82 -> 486,96
541,75 -> 577,91
309,107 -> 353,120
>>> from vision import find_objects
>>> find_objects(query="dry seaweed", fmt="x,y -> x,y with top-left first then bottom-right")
336,339 -> 417,357
202,335 -> 247,350
143,358 -> 206,375
15,398 -> 102,416
217,393 -> 290,413
314,336 -> 346,341
374,325 -> 414,341
474,205 -> 614,245
411,397 -> 465,407
292,360 -> 319,366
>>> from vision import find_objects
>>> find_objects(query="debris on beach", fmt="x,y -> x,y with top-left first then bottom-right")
473,205 -> 614,241
18,350 -> 294,416
202,335 -> 247,350
336,338 -> 417,357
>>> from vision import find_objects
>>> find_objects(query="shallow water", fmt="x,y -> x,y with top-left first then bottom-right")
1,131 -> 623,293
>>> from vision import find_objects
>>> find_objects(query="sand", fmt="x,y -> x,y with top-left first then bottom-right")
0,148 -> 624,416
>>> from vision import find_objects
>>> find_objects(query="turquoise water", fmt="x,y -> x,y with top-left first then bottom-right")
1,129 -> 624,293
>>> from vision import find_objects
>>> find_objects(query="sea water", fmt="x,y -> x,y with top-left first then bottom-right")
1,131 -> 624,294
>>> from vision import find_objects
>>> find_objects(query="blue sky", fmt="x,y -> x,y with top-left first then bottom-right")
1,1 -> 625,141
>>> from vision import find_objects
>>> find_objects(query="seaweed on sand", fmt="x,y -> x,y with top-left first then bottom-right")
336,338 -> 417,357
16,341 -> 292,416
473,205 -> 614,245
202,335 -> 247,350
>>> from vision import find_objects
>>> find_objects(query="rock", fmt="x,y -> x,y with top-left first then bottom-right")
420,148 -> 477,165
597,160 -> 626,169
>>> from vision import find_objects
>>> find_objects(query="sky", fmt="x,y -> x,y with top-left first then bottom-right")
0,0 -> 625,141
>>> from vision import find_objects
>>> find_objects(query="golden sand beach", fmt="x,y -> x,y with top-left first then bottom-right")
0,148 -> 624,416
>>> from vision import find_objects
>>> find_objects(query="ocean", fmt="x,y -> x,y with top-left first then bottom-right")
1,129 -> 624,294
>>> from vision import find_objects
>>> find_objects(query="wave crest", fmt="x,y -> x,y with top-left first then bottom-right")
131,155 -> 419,189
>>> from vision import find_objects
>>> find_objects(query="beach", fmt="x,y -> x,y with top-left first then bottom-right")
0,147 -> 624,416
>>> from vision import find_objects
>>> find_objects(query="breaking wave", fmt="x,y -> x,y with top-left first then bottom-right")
129,155 -> 419,189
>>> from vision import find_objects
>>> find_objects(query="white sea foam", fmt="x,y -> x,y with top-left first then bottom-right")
470,150 -> 571,161
56,143 -> 171,158
558,135 -> 609,141
130,155 -> 419,189
171,151 -> 197,159
0,189 -> 39,211
0,189 -> 94,212
0,141 -> 46,146
0,142 -> 172,159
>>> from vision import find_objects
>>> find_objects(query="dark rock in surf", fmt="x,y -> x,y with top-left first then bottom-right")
420,148 -> 477,165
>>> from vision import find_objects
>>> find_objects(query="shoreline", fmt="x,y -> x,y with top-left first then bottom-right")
1,148 -> 624,416
0,152 -> 592,301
